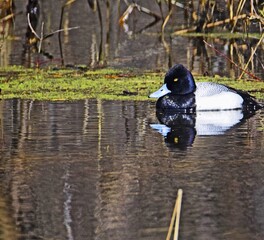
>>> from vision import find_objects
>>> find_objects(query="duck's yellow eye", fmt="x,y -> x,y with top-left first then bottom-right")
174,137 -> 179,143
174,78 -> 178,82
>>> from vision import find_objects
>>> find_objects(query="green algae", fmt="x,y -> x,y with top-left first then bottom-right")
174,32 -> 262,40
0,66 -> 263,101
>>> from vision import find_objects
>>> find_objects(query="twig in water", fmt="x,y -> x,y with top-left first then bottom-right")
27,13 -> 40,40
27,12 -> 79,54
119,3 -> 161,34
203,40 -> 261,81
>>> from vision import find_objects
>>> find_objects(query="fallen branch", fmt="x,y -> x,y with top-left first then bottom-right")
206,14 -> 247,29
172,14 -> 248,35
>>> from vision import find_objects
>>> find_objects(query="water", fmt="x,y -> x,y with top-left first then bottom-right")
1,1 -> 263,78
0,99 -> 263,240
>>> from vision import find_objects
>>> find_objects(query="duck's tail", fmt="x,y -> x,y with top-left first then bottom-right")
239,90 -> 263,111
256,102 -> 264,109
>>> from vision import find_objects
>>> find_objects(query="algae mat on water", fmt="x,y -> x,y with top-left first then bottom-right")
0,67 -> 263,101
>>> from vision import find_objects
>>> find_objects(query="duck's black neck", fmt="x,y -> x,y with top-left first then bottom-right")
165,64 -> 196,95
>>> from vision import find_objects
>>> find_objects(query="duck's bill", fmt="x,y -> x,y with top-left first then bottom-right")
149,124 -> 171,136
149,84 -> 171,98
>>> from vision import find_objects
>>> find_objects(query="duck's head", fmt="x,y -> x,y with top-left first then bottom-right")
149,64 -> 196,98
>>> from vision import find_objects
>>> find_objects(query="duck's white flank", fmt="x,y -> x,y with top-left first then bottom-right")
195,82 -> 243,110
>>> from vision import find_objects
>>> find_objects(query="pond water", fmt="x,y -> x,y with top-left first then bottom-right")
0,99 -> 264,240
1,1 -> 263,79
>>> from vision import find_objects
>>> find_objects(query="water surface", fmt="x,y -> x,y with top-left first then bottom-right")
0,99 -> 263,240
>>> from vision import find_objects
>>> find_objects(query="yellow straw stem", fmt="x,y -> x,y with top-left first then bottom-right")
166,189 -> 183,240
174,189 -> 183,240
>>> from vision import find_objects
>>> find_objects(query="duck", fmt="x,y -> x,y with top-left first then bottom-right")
149,64 -> 263,111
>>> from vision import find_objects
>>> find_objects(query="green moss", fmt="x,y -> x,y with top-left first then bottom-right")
173,32 -> 262,40
0,66 -> 263,101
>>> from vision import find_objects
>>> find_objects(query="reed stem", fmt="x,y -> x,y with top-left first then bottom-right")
174,189 -> 183,240
166,189 -> 183,240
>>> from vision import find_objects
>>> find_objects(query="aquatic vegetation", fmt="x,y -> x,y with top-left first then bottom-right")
0,67 -> 263,101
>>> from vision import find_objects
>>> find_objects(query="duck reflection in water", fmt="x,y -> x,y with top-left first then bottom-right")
150,109 -> 256,150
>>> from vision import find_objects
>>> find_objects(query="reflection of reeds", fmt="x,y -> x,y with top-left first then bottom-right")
119,2 -> 161,34
164,0 -> 263,34
1,0 -> 263,73
203,39 -> 262,81
118,1 -> 263,37
24,0 -> 79,67
28,13 -> 79,54
231,0 -> 246,32
238,33 -> 264,79
0,0 -> 15,23
0,0 -> 16,41
59,0 -> 79,65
